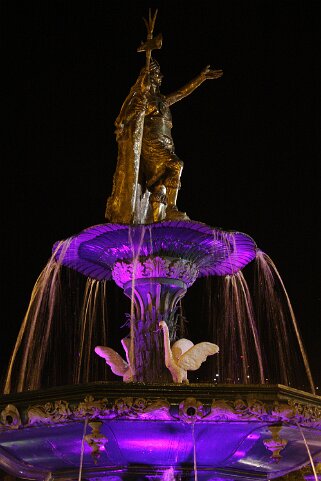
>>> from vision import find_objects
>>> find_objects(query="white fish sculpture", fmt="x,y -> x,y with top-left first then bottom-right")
159,320 -> 219,383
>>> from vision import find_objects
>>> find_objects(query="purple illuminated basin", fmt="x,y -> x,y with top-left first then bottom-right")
0,384 -> 321,481
53,221 -> 257,281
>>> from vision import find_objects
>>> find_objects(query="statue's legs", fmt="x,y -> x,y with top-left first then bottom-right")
164,184 -> 190,221
150,184 -> 167,222
142,145 -> 189,221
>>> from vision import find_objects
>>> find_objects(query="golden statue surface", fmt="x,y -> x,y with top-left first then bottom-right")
106,10 -> 223,224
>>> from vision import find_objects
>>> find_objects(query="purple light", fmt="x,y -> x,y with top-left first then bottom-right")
53,220 -> 257,281
120,438 -> 182,450
234,450 -> 246,458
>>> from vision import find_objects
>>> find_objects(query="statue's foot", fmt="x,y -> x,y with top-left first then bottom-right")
165,206 -> 190,221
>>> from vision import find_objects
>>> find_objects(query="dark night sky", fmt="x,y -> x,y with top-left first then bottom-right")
2,1 -> 320,387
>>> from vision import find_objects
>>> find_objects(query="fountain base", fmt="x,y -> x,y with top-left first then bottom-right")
1,384 -> 321,481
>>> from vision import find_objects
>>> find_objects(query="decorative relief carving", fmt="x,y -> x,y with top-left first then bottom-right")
208,399 -> 267,421
263,425 -> 288,463
27,400 -> 71,425
178,397 -> 206,423
287,399 -> 321,427
74,396 -> 110,419
84,421 -> 107,463
207,398 -> 321,427
113,397 -> 171,420
112,256 -> 198,288
271,401 -> 298,421
1,396 -> 321,429
0,404 -> 21,429
144,257 -> 170,277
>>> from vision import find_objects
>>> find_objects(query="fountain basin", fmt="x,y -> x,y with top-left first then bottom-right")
53,221 -> 257,281
1,383 -> 320,481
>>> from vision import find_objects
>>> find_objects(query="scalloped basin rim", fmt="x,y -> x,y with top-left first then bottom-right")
53,220 -> 258,281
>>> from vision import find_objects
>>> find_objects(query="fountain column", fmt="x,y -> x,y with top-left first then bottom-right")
112,256 -> 199,382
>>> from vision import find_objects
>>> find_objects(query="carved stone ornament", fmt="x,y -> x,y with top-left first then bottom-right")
2,396 -> 321,429
84,421 -> 107,464
112,256 -> 199,288
287,399 -> 321,427
178,397 -> 206,423
0,404 -> 21,429
73,396 -> 109,418
112,397 -> 172,420
27,400 -> 71,425
207,398 -> 321,426
208,398 -> 267,421
263,425 -> 288,463
9,396 -> 171,427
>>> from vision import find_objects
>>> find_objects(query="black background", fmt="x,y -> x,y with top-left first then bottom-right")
2,1 -> 320,387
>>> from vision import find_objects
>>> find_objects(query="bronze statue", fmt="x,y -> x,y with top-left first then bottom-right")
106,10 -> 223,224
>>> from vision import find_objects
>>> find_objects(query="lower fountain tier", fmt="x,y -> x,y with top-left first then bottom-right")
1,384 -> 321,481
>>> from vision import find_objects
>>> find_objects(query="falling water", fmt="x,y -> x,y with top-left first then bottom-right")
74,279 -> 108,384
191,422 -> 198,481
202,272 -> 264,384
3,239 -> 110,394
198,249 -> 315,391
4,240 -> 68,393
3,221 -> 315,393
78,417 -> 89,481
161,467 -> 175,481
237,272 -> 265,383
128,225 -> 147,381
295,422 -> 318,481
255,251 -> 315,394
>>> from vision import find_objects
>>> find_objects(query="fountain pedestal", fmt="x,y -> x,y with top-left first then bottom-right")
112,256 -> 198,382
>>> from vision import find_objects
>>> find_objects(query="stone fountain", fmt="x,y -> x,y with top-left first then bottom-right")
1,10 -> 321,481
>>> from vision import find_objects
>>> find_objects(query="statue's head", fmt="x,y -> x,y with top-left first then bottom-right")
149,57 -> 161,73
149,57 -> 163,86
138,57 -> 163,89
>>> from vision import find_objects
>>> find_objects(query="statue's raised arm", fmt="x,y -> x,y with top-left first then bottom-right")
166,65 -> 223,106
105,11 -> 223,225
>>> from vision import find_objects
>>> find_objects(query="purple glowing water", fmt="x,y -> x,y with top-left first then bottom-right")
52,221 -> 257,280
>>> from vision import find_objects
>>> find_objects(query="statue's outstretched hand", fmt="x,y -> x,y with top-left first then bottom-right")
201,65 -> 223,80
